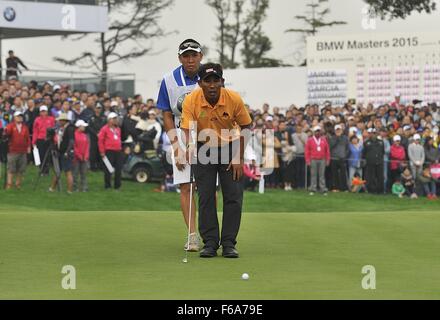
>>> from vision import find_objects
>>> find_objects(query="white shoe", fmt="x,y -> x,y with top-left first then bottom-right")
184,233 -> 200,252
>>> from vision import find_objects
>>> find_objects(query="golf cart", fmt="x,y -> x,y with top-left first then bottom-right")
121,130 -> 165,183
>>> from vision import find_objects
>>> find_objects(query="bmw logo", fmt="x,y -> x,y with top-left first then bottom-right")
4,7 -> 16,22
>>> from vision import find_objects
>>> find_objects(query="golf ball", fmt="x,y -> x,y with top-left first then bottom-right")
242,273 -> 249,280
182,258 -> 188,263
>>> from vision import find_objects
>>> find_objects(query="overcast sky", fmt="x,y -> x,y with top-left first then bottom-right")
3,0 -> 440,98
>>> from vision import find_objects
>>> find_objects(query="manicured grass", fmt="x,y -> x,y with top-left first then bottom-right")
0,167 -> 439,299
1,210 -> 440,299
1,166 -> 439,213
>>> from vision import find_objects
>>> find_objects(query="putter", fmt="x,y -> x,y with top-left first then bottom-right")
183,170 -> 193,264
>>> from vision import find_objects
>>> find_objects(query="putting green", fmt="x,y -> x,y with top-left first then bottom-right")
1,210 -> 439,299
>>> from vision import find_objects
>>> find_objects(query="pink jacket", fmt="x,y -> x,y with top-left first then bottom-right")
305,136 -> 330,165
98,125 -> 122,153
390,144 -> 406,170
32,115 -> 56,145
74,130 -> 90,161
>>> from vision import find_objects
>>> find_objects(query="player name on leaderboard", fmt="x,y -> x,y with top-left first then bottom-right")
306,31 -> 440,106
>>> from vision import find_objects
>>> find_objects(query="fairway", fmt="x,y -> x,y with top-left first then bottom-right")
1,208 -> 440,299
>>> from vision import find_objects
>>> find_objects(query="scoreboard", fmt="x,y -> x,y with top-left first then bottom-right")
307,32 -> 440,106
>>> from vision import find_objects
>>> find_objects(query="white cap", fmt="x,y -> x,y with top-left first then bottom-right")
13,111 -> 23,117
413,134 -> 421,140
393,135 -> 401,142
39,105 -> 48,112
335,124 -> 343,131
46,80 -> 55,87
107,112 -> 118,120
148,109 -> 156,115
313,126 -> 321,132
329,115 -> 337,122
53,84 -> 61,91
367,128 -> 377,133
403,125 -> 412,131
111,101 -> 118,107
395,92 -> 401,97
75,120 -> 89,128
266,116 -> 273,122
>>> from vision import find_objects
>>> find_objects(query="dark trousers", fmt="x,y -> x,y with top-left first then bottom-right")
36,139 -> 50,174
330,159 -> 348,191
365,163 -> 384,194
194,144 -> 244,249
294,155 -> 305,188
89,136 -> 101,171
104,150 -> 123,189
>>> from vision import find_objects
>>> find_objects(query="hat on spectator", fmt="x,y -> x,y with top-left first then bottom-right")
39,105 -> 48,112
107,112 -> 118,120
395,92 -> 401,97
266,116 -> 273,122
75,120 -> 89,128
403,125 -> 412,131
334,124 -> 343,131
367,128 -> 377,133
96,103 -> 103,109
45,81 -> 55,87
413,134 -> 421,141
53,84 -> 61,91
393,135 -> 401,142
313,126 -> 321,132
56,113 -> 69,122
148,110 -> 156,116
329,115 -> 336,122
13,111 -> 23,117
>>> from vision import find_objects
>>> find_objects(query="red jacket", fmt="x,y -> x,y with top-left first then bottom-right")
390,144 -> 406,170
5,122 -> 31,154
98,125 -> 122,154
305,135 -> 330,165
74,130 -> 90,161
32,115 -> 55,145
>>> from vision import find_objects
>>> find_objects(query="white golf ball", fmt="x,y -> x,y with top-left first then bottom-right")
182,258 -> 188,263
242,273 -> 249,280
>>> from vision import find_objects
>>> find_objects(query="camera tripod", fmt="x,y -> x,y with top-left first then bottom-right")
33,141 -> 62,192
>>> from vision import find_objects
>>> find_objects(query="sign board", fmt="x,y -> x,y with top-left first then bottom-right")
307,32 -> 440,106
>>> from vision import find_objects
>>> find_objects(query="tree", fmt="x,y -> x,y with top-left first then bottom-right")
364,0 -> 436,20
54,0 -> 174,90
285,0 -> 346,66
206,0 -> 278,69
241,27 -> 288,68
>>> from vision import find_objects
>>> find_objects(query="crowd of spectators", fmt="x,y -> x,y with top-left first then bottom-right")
1,76 -> 439,199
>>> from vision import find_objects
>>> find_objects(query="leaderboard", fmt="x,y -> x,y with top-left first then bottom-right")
307,32 -> 440,106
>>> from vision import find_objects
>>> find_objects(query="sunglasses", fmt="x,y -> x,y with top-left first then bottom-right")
179,42 -> 201,50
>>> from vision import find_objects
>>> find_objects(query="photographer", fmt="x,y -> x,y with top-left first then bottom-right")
32,106 -> 55,173
3,111 -> 31,190
49,114 -> 75,194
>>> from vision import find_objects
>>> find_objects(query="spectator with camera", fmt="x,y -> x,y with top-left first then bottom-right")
32,105 -> 55,174
49,114 -> 75,194
3,111 -> 31,190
